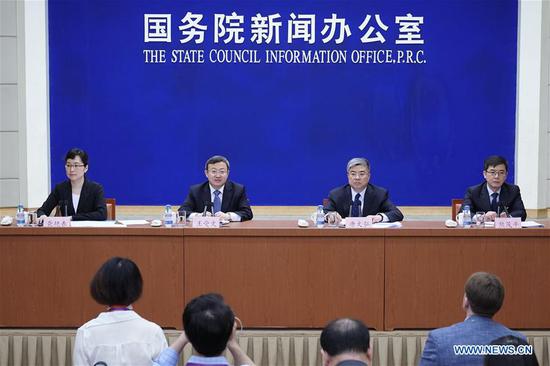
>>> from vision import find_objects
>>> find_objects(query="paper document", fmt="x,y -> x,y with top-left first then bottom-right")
521,221 -> 544,228
372,222 -> 402,228
117,220 -> 150,225
71,221 -> 126,228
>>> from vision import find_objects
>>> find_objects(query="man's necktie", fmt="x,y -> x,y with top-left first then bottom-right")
213,190 -> 222,213
490,192 -> 499,213
351,193 -> 361,217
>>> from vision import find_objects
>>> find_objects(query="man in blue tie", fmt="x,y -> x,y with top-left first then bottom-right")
178,155 -> 253,221
324,157 -> 403,222
461,155 -> 526,221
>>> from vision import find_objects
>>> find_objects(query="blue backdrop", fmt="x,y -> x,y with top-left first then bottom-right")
48,0 -> 518,206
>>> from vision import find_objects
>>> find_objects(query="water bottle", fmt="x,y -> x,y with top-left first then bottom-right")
463,205 -> 472,228
316,205 -> 325,228
16,204 -> 25,227
164,205 -> 173,228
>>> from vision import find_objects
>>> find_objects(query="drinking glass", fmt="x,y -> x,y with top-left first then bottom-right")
474,212 -> 485,227
176,210 -> 186,227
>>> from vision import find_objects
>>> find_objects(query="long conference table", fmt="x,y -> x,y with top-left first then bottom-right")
0,220 -> 549,331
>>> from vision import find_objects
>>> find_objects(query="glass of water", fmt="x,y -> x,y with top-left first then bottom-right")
474,212 -> 485,227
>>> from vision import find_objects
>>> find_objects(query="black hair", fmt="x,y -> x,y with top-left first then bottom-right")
484,156 -> 508,172
205,155 -> 230,171
320,318 -> 370,357
183,293 -> 235,357
90,257 -> 143,306
65,148 -> 89,166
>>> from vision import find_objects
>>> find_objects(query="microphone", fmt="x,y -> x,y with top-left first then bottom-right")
499,201 -> 509,217
202,201 -> 213,216
59,200 -> 68,216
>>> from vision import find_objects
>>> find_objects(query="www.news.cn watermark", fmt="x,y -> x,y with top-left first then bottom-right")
454,344 -> 533,356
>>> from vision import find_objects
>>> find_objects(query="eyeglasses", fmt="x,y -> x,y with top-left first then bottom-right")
486,170 -> 507,177
349,172 -> 369,179
208,170 -> 227,176
65,164 -> 85,169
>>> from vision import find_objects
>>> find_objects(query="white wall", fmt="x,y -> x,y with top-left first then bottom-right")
516,0 -> 550,211
19,0 -> 50,208
0,0 -> 20,206
0,0 -> 49,208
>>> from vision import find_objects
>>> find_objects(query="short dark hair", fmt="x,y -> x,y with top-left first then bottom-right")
90,257 -> 143,306
484,335 -> 539,366
465,272 -> 505,318
205,155 -> 230,171
65,148 -> 89,166
320,318 -> 370,357
484,156 -> 508,172
183,293 -> 235,357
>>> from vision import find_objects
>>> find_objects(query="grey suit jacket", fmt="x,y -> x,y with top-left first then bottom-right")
419,315 -> 526,366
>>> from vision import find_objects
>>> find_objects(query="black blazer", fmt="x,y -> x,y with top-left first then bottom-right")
325,183 -> 404,222
37,179 -> 107,221
178,180 -> 253,221
462,182 -> 527,220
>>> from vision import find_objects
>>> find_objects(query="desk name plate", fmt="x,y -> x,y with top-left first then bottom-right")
192,216 -> 220,228
494,217 -> 521,229
345,217 -> 373,229
43,217 -> 71,227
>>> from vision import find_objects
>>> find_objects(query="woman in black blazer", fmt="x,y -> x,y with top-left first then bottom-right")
37,148 -> 107,222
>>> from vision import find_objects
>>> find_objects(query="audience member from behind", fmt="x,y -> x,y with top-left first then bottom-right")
484,335 -> 538,366
461,155 -> 527,221
320,318 -> 372,366
37,147 -> 107,223
420,272 -> 526,366
154,293 -> 254,366
73,257 -> 167,366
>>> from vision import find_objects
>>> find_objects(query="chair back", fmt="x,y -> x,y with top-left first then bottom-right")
105,198 -> 116,220
451,199 -> 464,220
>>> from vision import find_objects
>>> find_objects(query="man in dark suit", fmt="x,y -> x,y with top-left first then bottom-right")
324,158 -> 403,223
178,155 -> 253,221
462,155 -> 527,221
320,318 -> 372,366
420,272 -> 526,366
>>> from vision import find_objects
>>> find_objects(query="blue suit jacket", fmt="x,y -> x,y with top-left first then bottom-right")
462,182 -> 527,220
419,315 -> 526,366
178,180 -> 253,221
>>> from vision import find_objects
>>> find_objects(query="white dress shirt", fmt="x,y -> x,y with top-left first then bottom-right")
72,310 -> 167,366
72,193 -> 80,213
350,187 -> 388,222
486,185 -> 501,205
188,185 -> 241,221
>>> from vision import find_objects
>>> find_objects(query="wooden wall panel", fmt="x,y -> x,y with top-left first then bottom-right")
0,229 -> 184,328
184,235 -> 385,329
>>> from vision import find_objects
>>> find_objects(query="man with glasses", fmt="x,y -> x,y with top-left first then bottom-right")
462,155 -> 526,221
178,155 -> 253,221
324,157 -> 403,223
